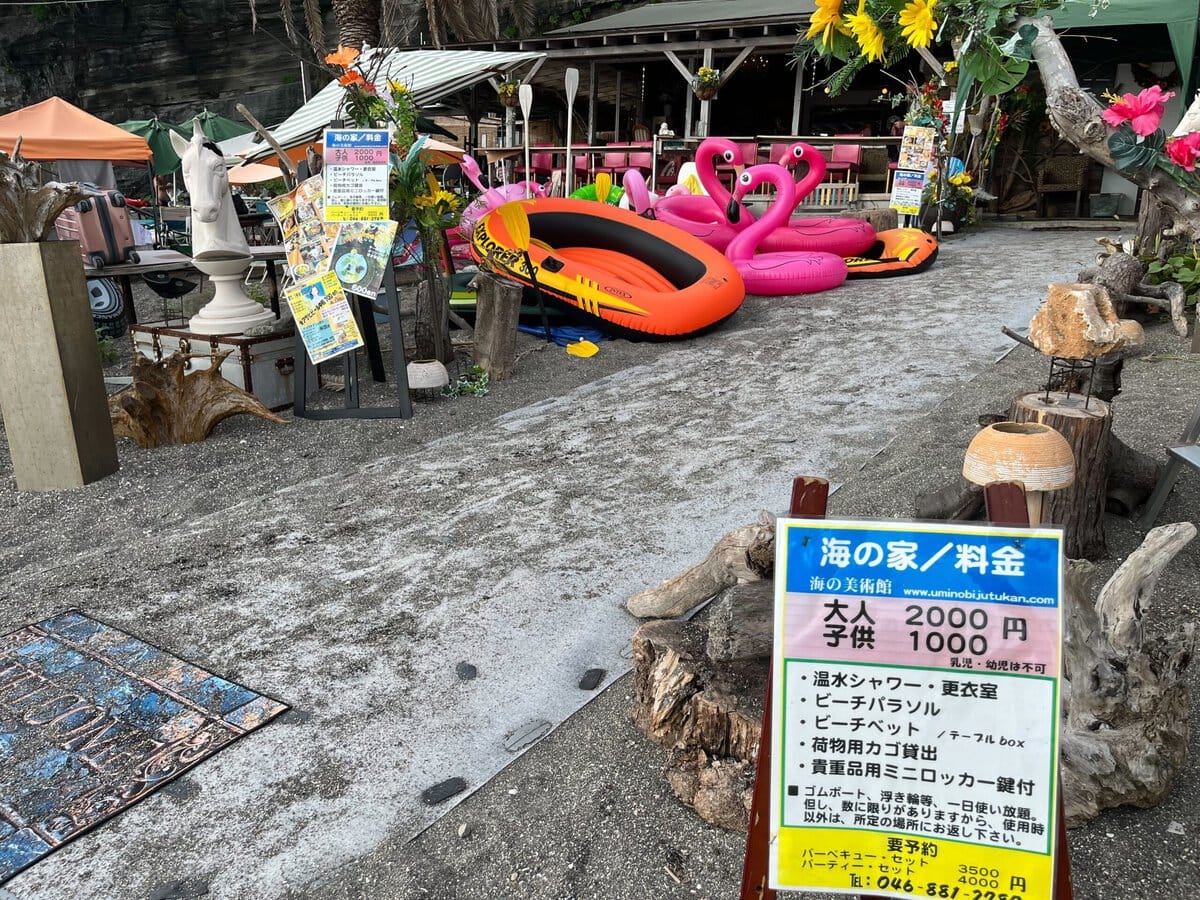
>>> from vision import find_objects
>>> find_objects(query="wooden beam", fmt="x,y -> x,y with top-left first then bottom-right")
722,45 -> 758,81
522,57 -> 546,83
663,49 -> 694,83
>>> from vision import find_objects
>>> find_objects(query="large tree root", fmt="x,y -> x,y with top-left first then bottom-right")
110,351 -> 286,448
631,522 -> 1197,832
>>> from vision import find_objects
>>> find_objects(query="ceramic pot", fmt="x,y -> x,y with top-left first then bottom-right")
962,421 -> 1075,491
407,359 -> 450,389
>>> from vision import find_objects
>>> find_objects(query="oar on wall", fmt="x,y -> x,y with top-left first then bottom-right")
519,84 -> 534,200
565,67 -> 579,196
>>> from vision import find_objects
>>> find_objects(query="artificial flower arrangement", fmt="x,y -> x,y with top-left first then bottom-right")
692,66 -> 722,99
1101,85 -> 1200,192
324,46 -> 463,298
922,168 -> 977,225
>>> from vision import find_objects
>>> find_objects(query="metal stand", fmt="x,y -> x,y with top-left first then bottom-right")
292,262 -> 413,420
1045,356 -> 1096,408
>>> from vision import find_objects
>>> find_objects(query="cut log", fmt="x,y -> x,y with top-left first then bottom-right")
110,351 -> 286,448
625,513 -> 774,619
1106,433 -> 1162,516
414,276 -> 453,365
472,272 -> 523,380
1009,391 -> 1112,559
914,477 -> 984,521
1061,523 -> 1197,826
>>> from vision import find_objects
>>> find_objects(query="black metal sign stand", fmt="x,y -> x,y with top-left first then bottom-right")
292,261 -> 413,420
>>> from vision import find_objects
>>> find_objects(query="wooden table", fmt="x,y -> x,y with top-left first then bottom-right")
84,246 -> 288,327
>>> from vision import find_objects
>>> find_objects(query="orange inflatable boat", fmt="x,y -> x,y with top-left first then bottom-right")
844,228 -> 939,279
470,198 -> 745,339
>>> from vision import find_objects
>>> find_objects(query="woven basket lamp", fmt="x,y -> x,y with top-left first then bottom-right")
962,422 -> 1076,526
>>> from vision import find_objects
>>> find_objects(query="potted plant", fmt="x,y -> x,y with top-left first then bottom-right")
497,79 -> 521,108
920,168 -> 977,232
0,143 -> 120,489
692,66 -> 721,101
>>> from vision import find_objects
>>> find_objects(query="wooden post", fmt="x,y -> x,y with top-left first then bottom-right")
740,476 -> 829,900
1008,391 -> 1112,559
473,272 -> 523,380
983,482 -> 1074,900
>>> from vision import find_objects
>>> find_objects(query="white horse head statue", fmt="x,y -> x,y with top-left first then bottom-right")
169,118 -> 250,260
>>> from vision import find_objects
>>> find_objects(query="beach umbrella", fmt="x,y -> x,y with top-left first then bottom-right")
178,109 -> 254,144
419,137 -> 465,166
227,162 -> 284,185
416,117 -> 456,140
117,117 -> 187,175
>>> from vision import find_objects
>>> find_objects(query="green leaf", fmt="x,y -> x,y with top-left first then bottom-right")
998,24 -> 1037,61
1108,124 -> 1161,172
960,38 -> 1029,95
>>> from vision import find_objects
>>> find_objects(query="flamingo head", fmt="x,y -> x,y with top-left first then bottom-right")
697,137 -> 745,178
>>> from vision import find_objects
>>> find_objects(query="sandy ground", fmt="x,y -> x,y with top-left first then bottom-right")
4,226 -> 1198,899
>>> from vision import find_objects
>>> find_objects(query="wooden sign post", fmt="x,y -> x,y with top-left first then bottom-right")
740,477 -> 1074,900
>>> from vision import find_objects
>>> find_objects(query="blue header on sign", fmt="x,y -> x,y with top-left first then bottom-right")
783,522 -> 1060,608
325,129 -> 389,147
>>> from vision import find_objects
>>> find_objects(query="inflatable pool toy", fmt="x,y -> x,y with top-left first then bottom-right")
570,173 -> 624,205
758,142 -> 876,257
617,171 -> 693,214
727,165 -> 847,296
457,153 -> 546,238
652,137 -> 752,252
844,228 -> 938,279
470,198 -> 745,339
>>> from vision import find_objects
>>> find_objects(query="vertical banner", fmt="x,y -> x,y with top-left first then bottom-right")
323,128 -> 391,222
770,519 -> 1063,900
890,125 -> 937,215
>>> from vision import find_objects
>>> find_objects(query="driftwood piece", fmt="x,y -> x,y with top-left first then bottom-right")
626,514 -> 774,619
110,351 -> 286,448
472,272 -> 523,380
0,140 -> 88,242
1106,434 -> 1162,516
914,477 -> 985,521
1061,523 -> 1197,826
1009,391 -> 1112,559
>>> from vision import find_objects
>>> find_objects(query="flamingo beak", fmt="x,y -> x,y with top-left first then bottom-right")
726,196 -> 741,224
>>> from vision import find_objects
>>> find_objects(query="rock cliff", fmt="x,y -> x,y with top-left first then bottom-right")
0,0 -> 312,129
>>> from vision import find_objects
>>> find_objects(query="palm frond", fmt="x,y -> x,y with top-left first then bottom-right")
303,0 -> 326,51
279,0 -> 298,43
503,0 -> 536,37
248,0 -> 258,31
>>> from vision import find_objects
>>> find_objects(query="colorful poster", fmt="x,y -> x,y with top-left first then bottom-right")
284,271 -> 364,364
891,125 -> 937,215
331,220 -> 399,298
268,175 -> 339,281
770,519 -> 1063,900
323,129 -> 391,222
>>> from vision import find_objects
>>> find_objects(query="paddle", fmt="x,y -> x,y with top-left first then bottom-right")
565,67 -> 579,196
519,83 -> 534,200
595,171 -> 611,205
498,202 -> 552,342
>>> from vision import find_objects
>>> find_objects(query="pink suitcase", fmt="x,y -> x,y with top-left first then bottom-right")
56,188 -> 139,269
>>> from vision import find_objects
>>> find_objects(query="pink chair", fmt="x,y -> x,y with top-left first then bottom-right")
627,150 -> 653,174
531,151 -> 554,178
597,149 -> 628,178
826,137 -> 863,183
767,142 -> 793,165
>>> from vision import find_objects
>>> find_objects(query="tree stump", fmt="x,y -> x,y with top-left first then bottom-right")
1009,391 -> 1111,559
472,272 -> 523,380
110,351 -> 286,448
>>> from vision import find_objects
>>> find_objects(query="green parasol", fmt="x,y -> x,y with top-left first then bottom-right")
117,117 -> 188,175
177,109 -> 255,144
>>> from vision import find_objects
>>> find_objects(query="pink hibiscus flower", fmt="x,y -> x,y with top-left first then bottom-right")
1166,132 -> 1200,171
1102,85 -> 1176,136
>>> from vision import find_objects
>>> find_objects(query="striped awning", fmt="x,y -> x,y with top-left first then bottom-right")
245,48 -> 543,161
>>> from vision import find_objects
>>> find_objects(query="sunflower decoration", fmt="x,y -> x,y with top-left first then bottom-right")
844,0 -> 886,63
806,0 -> 845,47
898,0 -> 939,49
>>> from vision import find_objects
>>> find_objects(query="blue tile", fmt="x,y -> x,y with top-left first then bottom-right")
0,827 -> 52,881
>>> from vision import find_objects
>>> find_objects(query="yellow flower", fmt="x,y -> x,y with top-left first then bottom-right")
845,0 -> 885,62
943,60 -> 958,72
806,0 -> 844,46
899,0 -> 938,49
387,79 -> 409,95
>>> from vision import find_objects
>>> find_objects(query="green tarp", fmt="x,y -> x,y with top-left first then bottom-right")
1052,0 -> 1200,97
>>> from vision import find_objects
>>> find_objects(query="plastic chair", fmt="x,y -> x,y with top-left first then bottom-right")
826,137 -> 863,183
768,142 -> 793,165
597,150 -> 628,178
627,151 -> 653,174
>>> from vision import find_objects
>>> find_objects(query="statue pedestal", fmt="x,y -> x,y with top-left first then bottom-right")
189,253 -> 274,336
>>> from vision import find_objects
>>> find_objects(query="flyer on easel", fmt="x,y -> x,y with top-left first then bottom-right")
330,220 -> 399,298
284,271 -> 364,365
267,175 -> 340,281
891,125 -> 937,215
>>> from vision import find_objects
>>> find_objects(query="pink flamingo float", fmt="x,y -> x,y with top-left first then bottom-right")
619,169 -> 690,214
725,164 -> 847,296
650,137 -> 751,251
457,153 -> 545,239
757,141 -> 876,257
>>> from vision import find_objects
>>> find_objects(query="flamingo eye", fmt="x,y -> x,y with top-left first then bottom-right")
792,146 -> 804,159
739,171 -> 752,186
723,150 -> 735,162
